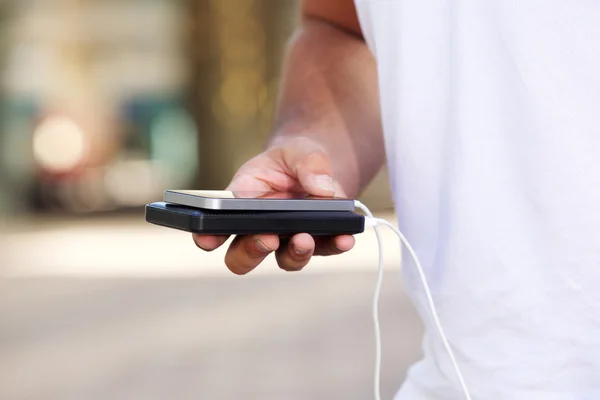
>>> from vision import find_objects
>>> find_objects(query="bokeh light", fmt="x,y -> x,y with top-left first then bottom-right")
103,159 -> 165,207
32,115 -> 87,174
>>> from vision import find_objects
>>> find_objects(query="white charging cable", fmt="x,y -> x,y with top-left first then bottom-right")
353,200 -> 473,400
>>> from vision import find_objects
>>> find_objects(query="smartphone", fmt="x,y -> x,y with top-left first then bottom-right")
163,190 -> 355,211
145,202 -> 365,236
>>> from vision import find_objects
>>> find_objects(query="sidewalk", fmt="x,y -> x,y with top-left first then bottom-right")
0,212 -> 402,278
0,213 -> 424,400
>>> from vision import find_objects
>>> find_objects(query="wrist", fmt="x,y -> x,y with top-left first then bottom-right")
266,121 -> 326,149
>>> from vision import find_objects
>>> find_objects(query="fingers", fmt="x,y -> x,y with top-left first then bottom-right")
295,153 -> 337,196
227,137 -> 351,200
275,233 -> 315,272
193,234 -> 229,252
226,172 -> 273,193
278,139 -> 338,197
224,234 -> 280,275
274,234 -> 356,271
313,235 -> 356,256
197,232 -> 356,275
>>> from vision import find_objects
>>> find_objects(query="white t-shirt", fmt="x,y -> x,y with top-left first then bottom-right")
355,1 -> 600,399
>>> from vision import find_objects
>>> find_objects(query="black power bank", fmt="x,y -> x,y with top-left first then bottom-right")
145,202 -> 365,236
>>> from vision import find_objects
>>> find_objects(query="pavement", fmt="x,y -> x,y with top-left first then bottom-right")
0,212 -> 424,400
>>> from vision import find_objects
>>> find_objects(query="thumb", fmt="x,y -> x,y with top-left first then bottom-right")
300,170 -> 337,197
282,146 -> 337,197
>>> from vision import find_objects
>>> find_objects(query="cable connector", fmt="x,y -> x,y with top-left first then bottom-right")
364,216 -> 381,229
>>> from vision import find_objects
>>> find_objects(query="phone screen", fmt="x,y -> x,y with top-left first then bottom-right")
170,190 -> 347,200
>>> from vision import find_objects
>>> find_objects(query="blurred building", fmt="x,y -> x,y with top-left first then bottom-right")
190,0 -> 298,189
0,0 -> 197,215
0,0 -> 392,217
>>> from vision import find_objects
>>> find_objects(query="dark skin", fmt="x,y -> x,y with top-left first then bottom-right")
194,0 -> 385,275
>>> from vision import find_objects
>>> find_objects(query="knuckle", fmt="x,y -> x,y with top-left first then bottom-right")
298,151 -> 330,169
224,237 -> 270,275
224,254 -> 252,276
244,238 -> 271,259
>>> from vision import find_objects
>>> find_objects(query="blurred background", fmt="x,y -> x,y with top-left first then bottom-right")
0,1 -> 422,399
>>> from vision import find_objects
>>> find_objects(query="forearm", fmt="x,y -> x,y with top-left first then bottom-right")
268,18 -> 384,198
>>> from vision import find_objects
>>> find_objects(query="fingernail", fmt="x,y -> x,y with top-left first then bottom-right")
194,239 -> 208,251
255,239 -> 271,253
313,174 -> 336,193
335,241 -> 348,252
295,247 -> 310,255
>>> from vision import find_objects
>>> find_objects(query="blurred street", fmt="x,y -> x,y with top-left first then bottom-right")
0,3 -> 420,397
0,213 -> 424,400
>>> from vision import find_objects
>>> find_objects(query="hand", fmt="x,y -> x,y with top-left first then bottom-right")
193,137 -> 356,275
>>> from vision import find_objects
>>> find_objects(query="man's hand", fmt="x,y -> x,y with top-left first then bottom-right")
193,137 -> 356,275
193,0 -> 383,275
